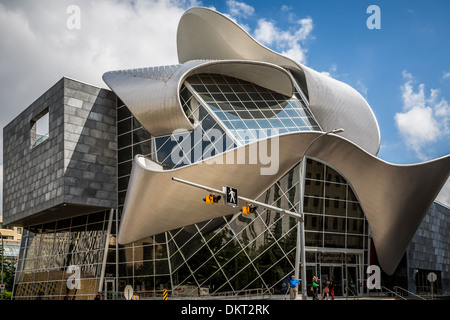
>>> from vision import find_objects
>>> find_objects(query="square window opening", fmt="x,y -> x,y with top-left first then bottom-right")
30,109 -> 49,148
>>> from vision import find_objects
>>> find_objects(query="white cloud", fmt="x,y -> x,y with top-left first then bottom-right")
253,19 -> 277,45
443,71 -> 450,79
356,80 -> 369,99
254,17 -> 313,64
281,43 -> 307,65
321,63 -> 338,78
0,0 -> 316,216
226,0 -> 254,18
0,0 -> 200,217
330,63 -> 337,73
0,0 -> 195,125
281,5 -> 291,12
395,71 -> 450,160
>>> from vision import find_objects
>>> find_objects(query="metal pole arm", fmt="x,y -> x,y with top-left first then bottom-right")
171,177 -> 303,221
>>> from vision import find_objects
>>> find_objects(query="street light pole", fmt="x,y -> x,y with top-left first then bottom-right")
297,129 -> 344,300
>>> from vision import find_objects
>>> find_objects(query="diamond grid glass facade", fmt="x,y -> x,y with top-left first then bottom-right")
13,210 -> 112,300
12,73 -> 369,300
113,73 -> 370,298
185,73 -> 320,145
150,73 -> 320,170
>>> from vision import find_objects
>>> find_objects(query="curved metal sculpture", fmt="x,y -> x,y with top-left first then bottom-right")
177,7 -> 381,155
119,132 -> 449,275
103,59 -> 294,137
103,7 -> 450,275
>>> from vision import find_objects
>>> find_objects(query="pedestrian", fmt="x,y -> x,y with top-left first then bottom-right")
321,278 -> 330,300
312,276 -> 319,300
94,291 -> 103,300
330,277 -> 335,300
288,274 -> 301,300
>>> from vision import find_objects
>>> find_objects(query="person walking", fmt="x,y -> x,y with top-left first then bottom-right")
94,291 -> 103,300
321,278 -> 330,300
288,275 -> 301,300
312,276 -> 319,300
329,277 -> 335,300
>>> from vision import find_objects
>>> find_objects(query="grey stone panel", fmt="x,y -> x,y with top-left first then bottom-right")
63,78 -> 117,209
406,202 -> 450,294
3,77 -> 117,226
3,78 -> 65,225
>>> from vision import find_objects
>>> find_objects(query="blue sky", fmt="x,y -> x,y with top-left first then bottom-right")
204,0 -> 450,164
0,0 -> 448,206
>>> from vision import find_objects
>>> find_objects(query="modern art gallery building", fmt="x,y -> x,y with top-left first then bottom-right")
3,7 -> 450,300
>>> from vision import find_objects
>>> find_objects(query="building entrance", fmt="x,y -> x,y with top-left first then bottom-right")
305,250 -> 364,298
104,279 -> 116,300
320,265 -> 343,297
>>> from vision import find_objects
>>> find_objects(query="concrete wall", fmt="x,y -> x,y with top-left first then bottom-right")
3,78 -> 117,226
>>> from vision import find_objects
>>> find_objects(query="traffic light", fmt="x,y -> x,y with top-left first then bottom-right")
203,194 -> 221,204
241,204 -> 257,214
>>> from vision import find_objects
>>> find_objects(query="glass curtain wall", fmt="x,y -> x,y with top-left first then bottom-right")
117,93 -> 369,297
115,73 -> 319,297
13,72 -> 370,300
13,73 -> 370,300
302,158 -> 369,297
13,210 -> 111,300
186,73 -> 320,145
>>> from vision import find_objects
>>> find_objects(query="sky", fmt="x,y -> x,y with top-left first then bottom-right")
0,0 -> 449,210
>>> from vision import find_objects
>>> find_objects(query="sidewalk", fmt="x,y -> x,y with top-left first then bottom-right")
257,294 -> 397,300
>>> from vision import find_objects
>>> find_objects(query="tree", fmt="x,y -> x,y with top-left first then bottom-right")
0,245 -> 17,300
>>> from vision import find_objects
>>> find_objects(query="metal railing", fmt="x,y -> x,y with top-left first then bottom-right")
132,287 -> 274,300
414,286 -> 445,299
370,286 -> 435,300
394,286 -> 427,300
345,286 -> 359,300
208,288 -> 274,300
378,286 -> 407,300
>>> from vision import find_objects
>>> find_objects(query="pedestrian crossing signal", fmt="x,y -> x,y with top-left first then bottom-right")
203,194 -> 221,204
241,204 -> 257,214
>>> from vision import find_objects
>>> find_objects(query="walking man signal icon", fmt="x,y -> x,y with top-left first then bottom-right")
225,186 -> 238,207
229,189 -> 236,203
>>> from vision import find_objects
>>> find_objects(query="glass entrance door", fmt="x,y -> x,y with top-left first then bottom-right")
306,265 -> 316,298
307,251 -> 364,298
320,265 -> 343,298
346,266 -> 358,296
104,279 -> 115,300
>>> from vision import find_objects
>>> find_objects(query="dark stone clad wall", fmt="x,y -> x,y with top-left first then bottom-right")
63,79 -> 117,208
407,202 -> 450,294
3,78 -> 117,226
3,79 -> 65,224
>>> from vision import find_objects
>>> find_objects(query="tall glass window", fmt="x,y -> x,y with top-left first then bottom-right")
115,89 -> 368,299
13,210 -> 110,300
185,74 -> 321,145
